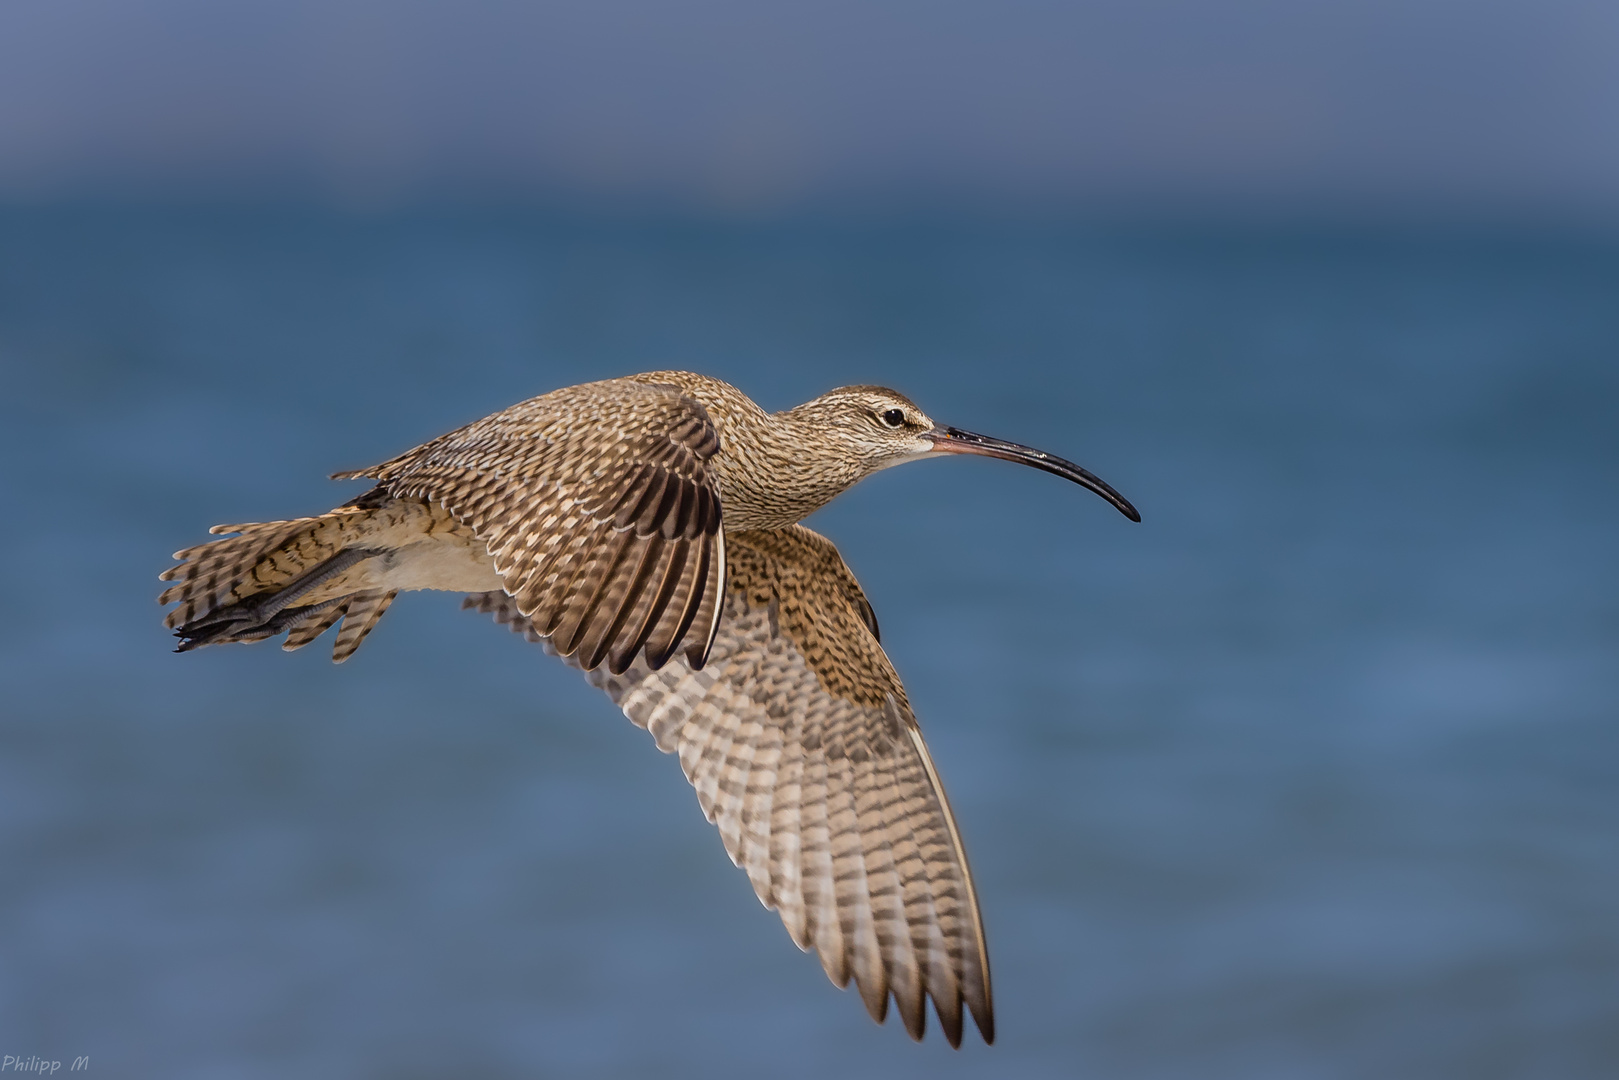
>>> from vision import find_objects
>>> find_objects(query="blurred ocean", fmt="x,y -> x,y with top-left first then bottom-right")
0,207 -> 1615,1079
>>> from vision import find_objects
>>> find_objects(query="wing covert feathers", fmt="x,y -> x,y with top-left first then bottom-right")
337,378 -> 725,674
466,525 -> 994,1046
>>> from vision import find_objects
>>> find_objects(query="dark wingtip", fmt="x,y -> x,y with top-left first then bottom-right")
642,640 -> 677,671
896,992 -> 927,1042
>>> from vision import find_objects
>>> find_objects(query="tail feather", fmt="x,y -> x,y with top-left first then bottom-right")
161,504 -> 397,662
160,518 -> 318,629
332,589 -> 398,662
164,494 -> 494,663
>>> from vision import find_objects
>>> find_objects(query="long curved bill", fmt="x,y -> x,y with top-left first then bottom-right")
926,426 -> 1141,522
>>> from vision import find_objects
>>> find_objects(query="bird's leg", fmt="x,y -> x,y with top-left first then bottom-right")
174,547 -> 382,651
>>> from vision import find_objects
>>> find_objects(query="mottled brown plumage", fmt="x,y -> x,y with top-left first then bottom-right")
159,371 -> 1139,1047
465,526 -> 989,1044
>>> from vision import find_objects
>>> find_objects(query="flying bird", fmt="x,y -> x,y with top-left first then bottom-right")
159,371 -> 1139,1046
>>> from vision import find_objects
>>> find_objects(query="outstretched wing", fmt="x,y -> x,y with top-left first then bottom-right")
467,525 -> 993,1046
338,378 -> 724,673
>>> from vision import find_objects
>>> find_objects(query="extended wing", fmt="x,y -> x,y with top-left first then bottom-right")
468,524 -> 993,1045
339,377 -> 725,672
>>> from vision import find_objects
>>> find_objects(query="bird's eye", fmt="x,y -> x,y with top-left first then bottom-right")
880,408 -> 906,428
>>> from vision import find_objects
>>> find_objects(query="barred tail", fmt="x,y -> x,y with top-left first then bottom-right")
159,504 -> 395,663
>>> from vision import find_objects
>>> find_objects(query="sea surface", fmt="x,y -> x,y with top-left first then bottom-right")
1,208 -> 1615,1079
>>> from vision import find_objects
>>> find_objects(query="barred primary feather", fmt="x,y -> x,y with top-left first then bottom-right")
465,525 -> 993,1046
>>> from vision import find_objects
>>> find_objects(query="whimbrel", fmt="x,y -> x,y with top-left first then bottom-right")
159,371 -> 1139,1046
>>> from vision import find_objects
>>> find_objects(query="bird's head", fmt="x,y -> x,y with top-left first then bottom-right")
780,385 -> 1141,522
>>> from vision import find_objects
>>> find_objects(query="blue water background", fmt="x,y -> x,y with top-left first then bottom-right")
1,209 -> 1615,1078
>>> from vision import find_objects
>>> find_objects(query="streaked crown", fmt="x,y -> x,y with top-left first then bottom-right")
779,385 -> 938,474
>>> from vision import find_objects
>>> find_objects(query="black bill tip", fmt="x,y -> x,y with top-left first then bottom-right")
927,425 -> 1141,522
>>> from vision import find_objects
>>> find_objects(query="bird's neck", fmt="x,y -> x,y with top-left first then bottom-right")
713,410 -> 865,531
626,371 -> 865,531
